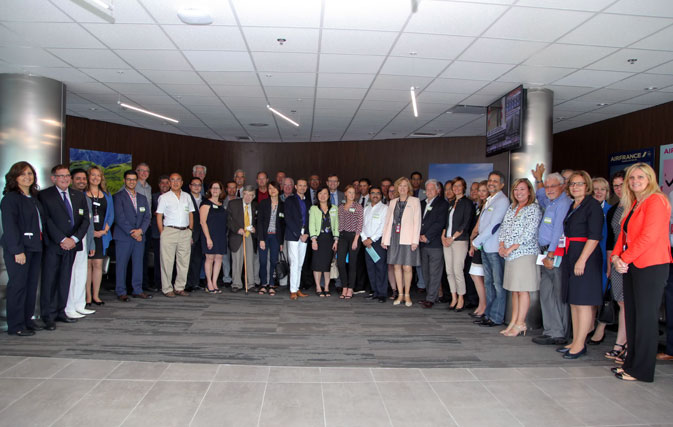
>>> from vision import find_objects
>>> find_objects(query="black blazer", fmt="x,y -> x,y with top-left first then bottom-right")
227,198 -> 258,252
0,192 -> 46,254
38,186 -> 89,253
420,197 -> 449,248
256,198 -> 285,243
189,193 -> 203,244
446,196 -> 476,241
283,194 -> 311,242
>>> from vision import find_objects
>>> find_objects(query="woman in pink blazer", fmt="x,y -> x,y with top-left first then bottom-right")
382,177 -> 422,307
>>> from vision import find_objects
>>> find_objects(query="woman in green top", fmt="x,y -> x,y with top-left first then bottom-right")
309,186 -> 339,297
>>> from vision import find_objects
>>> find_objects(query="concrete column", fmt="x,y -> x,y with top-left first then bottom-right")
0,74 -> 66,331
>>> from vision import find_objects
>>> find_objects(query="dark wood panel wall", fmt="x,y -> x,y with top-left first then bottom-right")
65,116 -> 509,187
552,101 -> 673,179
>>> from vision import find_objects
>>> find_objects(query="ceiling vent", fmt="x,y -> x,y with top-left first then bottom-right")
447,105 -> 487,115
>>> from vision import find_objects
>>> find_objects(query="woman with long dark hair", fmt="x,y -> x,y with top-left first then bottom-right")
85,166 -> 114,305
309,186 -> 338,297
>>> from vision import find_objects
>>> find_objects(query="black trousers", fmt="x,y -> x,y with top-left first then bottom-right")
337,231 -> 361,289
354,244 -> 370,292
623,262 -> 669,382
142,236 -> 153,287
4,250 -> 41,333
40,248 -> 76,322
364,240 -> 387,297
187,239 -> 203,287
665,253 -> 673,356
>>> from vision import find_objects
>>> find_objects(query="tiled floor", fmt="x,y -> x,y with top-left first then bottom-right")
0,356 -> 672,427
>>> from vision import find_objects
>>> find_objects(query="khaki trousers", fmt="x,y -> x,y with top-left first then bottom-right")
231,234 -> 257,289
160,227 -> 192,294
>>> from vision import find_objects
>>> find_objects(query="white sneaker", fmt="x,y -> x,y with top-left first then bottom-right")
65,311 -> 85,319
77,308 -> 96,315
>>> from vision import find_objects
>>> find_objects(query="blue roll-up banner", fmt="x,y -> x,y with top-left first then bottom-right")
608,148 -> 654,179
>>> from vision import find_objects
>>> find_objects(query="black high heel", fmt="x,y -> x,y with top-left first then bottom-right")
92,299 -> 105,306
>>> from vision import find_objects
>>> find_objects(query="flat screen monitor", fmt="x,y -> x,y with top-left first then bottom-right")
485,85 -> 525,157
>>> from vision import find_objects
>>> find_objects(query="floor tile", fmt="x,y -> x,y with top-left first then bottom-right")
448,406 -> 521,427
323,382 -> 390,427
214,365 -> 270,382
421,368 -> 477,382
52,359 -> 122,379
0,378 -> 44,411
469,367 -> 527,381
268,366 -> 320,383
562,365 -> 614,378
376,381 -> 454,427
320,367 -> 374,383
516,367 -> 569,379
0,357 -> 73,379
159,362 -> 218,381
190,382 -> 266,427
0,356 -> 27,375
121,380 -> 209,427
107,361 -> 169,380
507,403 -> 584,427
430,381 -> 500,410
372,368 -> 424,382
258,383 -> 324,427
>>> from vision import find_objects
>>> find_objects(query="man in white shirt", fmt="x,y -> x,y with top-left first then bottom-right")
156,173 -> 195,297
234,169 -> 245,198
361,187 -> 389,302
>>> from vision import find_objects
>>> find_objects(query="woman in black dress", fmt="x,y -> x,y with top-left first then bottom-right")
86,166 -> 113,305
309,187 -> 339,297
200,181 -> 227,293
1,161 -> 45,336
560,170 -> 604,359
257,181 -> 285,295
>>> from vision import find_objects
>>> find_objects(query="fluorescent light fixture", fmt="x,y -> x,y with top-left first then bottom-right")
267,105 -> 299,127
410,86 -> 419,118
69,0 -> 115,23
118,101 -> 179,124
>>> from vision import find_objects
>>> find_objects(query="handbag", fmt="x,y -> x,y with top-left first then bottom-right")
275,251 -> 290,280
598,281 -> 618,325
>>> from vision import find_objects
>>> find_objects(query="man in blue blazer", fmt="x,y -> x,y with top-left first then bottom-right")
419,180 -> 449,308
284,178 -> 311,299
38,164 -> 90,329
113,170 -> 152,301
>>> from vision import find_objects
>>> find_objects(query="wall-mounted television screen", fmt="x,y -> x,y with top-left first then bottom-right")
485,85 -> 525,157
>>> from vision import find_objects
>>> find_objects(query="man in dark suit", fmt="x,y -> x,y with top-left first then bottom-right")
150,175 -> 170,291
186,177 -> 205,291
326,174 -> 344,206
38,164 -> 89,329
114,170 -> 153,301
419,179 -> 449,308
284,179 -> 311,300
227,185 -> 258,292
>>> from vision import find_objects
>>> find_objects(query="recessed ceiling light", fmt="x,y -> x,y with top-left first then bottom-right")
248,123 -> 269,127
177,8 -> 213,25
265,74 -> 273,78
597,103 -> 609,107
117,70 -> 124,74
627,58 -> 638,64
89,107 -> 99,111
645,86 -> 658,91
277,38 -> 287,45
409,52 -> 418,56
555,117 -> 566,121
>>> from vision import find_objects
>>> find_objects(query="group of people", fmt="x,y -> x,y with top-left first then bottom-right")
2,159 -> 673,383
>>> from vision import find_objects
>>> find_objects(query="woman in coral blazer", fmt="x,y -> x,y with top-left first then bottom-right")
382,177 -> 422,307
612,162 -> 672,382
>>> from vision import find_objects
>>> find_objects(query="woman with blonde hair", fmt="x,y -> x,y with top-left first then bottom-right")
86,165 -> 114,306
382,177 -> 422,307
468,180 -> 489,319
498,178 -> 542,336
612,163 -> 672,382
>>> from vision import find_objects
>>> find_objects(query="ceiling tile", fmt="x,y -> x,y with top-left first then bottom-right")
82,68 -> 149,83
116,50 -> 192,70
28,67 -> 95,83
359,99 -> 408,110
123,94 -> 180,106
47,48 -> 127,68
83,24 -> 176,49
220,96 -> 267,107
552,70 -> 634,87
587,49 -> 673,72
425,78 -> 488,94
524,44 -> 617,68
415,92 -> 466,105
140,70 -> 203,85
406,1 -> 508,36
67,82 -> 117,94
2,22 -> 104,48
252,52 -> 317,73
585,102 -> 646,115
622,91 -> 673,105
515,0 -> 615,12
497,65 -> 575,85
243,27 -> 319,53
380,57 -> 450,77
323,0 -> 410,31
474,81 -> 521,96
364,89 -> 409,102
158,84 -> 215,97
199,71 -> 258,85
559,14 -> 673,47
606,0 -> 673,18
554,100 -> 602,113
139,0 -> 237,25
54,0 -> 154,24
107,82 -> 165,95
391,34 -> 474,60
317,73 -> 375,88
608,73 -> 673,90
321,29 -> 397,55
630,26 -> 673,51
314,98 -> 360,110
459,93 -> 499,106
319,54 -> 385,73
264,86 -> 314,98
316,87 -> 367,100
163,25 -> 246,51
0,46 -> 68,67
231,0 -> 322,27
260,72 -> 315,87
544,84 -> 596,101
441,61 -> 514,81
459,39 -> 547,64
648,60 -> 673,75
484,7 -> 592,42
0,0 -> 71,21
572,88 -> 644,104
178,96 -> 226,107
371,74 -> 433,91
184,51 -> 254,72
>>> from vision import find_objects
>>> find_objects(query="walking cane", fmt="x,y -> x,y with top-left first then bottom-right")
242,232 -> 249,295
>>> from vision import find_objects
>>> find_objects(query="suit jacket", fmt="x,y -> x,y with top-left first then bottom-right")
189,193 -> 203,244
0,191 -> 46,254
284,194 -> 311,242
38,185 -> 89,253
227,198 -> 258,252
446,196 -> 476,242
150,192 -> 162,239
256,198 -> 285,243
328,190 -> 345,205
382,197 -> 422,246
420,197 -> 449,248
112,189 -> 151,243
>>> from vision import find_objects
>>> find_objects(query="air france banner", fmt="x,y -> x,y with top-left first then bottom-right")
659,143 -> 673,197
608,148 -> 654,179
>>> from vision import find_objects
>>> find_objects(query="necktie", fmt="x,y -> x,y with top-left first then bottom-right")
331,193 -> 336,205
61,191 -> 74,225
244,204 -> 250,237
360,197 -> 365,207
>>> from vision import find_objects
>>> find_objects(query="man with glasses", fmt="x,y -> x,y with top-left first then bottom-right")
186,177 -> 205,292
38,165 -> 90,330
532,172 -> 572,345
361,187 -> 389,302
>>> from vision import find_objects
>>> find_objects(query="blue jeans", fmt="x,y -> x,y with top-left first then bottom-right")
259,234 -> 280,286
482,251 -> 506,324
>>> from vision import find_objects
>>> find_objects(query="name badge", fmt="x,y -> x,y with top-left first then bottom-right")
349,207 -> 355,213
278,212 -> 284,218
543,217 -> 552,224
24,232 -> 33,237
300,227 -> 305,235
395,224 -> 401,233
139,207 -> 146,212
427,206 -> 433,211
184,205 -> 189,212
487,207 -> 494,211
212,205 -> 218,209
558,235 -> 566,248
93,201 -> 101,207
373,214 -> 380,219
78,208 -> 84,215
93,214 -> 100,224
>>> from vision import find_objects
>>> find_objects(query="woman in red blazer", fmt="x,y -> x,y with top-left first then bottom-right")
612,162 -> 672,382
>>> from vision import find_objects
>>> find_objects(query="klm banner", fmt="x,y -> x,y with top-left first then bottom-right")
659,143 -> 673,197
608,148 -> 654,178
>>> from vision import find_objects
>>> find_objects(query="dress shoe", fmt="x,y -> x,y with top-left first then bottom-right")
533,336 -> 567,345
9,329 -> 35,337
44,322 -> 56,331
365,293 -> 376,299
231,287 -> 241,293
164,291 -> 177,298
92,299 -> 105,306
290,292 -> 298,300
421,301 -> 434,309
55,316 -> 78,323
563,347 -> 587,359
455,306 -> 464,313
378,297 -> 386,303
64,311 -> 85,319
469,312 -> 485,319
133,292 -> 153,299
77,308 -> 96,315
438,296 -> 451,303
556,346 -> 570,353
174,290 -> 190,296
297,290 -> 308,298
656,352 -> 673,361
143,286 -> 159,292
118,295 -> 130,302
478,319 -> 500,327
27,321 -> 45,331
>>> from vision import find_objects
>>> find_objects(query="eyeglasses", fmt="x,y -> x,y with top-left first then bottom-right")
190,183 -> 202,187
125,178 -> 137,182
613,183 -> 623,188
544,184 -> 560,189
53,174 -> 71,178
568,182 -> 586,187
